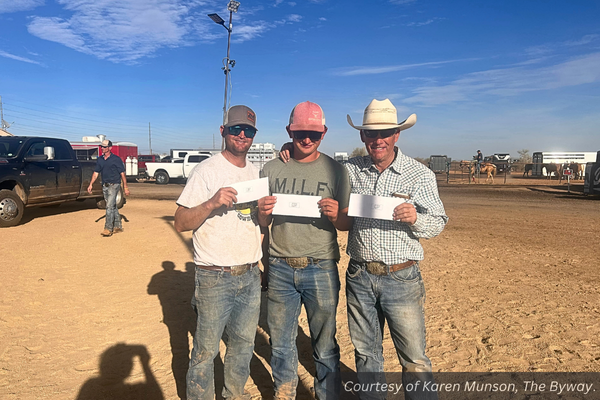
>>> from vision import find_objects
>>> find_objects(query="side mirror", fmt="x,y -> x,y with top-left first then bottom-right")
44,146 -> 55,160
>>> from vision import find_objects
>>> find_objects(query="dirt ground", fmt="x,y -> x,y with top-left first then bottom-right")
1,180 -> 599,400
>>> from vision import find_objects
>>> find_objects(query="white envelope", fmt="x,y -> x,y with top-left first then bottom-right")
226,177 -> 270,204
348,193 -> 406,221
272,193 -> 322,218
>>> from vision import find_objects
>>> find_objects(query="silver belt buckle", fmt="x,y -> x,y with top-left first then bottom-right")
231,264 -> 249,276
366,261 -> 388,276
286,257 -> 309,269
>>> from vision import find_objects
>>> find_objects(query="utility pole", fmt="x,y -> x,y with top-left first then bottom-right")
148,122 -> 152,154
208,1 -> 241,150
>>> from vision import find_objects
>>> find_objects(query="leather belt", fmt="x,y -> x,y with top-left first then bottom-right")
196,262 -> 257,276
353,259 -> 416,276
284,257 -> 321,269
103,182 -> 118,187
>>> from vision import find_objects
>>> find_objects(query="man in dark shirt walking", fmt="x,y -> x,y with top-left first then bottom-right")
88,139 -> 130,236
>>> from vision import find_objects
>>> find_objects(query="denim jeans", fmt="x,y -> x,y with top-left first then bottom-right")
267,257 -> 341,400
187,265 -> 261,400
345,259 -> 437,400
102,183 -> 121,231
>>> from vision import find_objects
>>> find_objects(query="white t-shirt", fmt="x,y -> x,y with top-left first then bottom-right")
176,153 -> 262,266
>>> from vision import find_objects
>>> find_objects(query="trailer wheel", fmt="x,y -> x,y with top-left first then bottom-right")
96,186 -> 126,209
0,189 -> 25,227
155,171 -> 169,185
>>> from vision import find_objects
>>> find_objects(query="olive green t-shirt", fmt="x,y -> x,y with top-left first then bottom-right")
261,153 -> 351,260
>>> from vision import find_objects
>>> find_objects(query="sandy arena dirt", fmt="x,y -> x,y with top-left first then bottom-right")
1,180 -> 599,399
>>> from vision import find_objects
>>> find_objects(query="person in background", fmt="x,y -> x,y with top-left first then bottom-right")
87,139 -> 129,237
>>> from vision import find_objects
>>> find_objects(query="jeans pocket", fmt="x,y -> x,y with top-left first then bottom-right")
196,268 -> 222,289
346,261 -> 363,279
390,264 -> 420,283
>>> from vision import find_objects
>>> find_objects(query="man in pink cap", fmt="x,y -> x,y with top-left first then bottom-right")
258,101 -> 352,399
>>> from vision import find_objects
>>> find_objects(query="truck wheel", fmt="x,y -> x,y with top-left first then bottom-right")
155,171 -> 169,185
96,186 -> 126,209
0,189 -> 25,227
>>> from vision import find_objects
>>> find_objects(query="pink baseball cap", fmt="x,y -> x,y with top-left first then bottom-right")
287,101 -> 326,132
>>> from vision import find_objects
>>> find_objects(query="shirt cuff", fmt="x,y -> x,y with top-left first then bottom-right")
410,213 -> 426,233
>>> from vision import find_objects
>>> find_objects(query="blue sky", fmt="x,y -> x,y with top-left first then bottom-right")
1,0 -> 599,160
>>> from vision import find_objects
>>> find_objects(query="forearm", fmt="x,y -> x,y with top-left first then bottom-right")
258,213 -> 272,228
89,172 -> 99,186
410,213 -> 448,238
120,172 -> 128,188
174,202 -> 215,232
332,208 -> 353,231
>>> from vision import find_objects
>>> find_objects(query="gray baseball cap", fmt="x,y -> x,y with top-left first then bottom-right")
224,105 -> 257,129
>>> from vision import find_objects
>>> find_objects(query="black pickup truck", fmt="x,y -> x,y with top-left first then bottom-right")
0,136 -> 124,227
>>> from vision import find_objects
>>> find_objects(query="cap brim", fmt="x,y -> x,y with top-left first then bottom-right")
347,113 -> 417,131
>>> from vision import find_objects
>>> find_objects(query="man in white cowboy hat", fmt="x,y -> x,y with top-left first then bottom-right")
344,99 -> 447,400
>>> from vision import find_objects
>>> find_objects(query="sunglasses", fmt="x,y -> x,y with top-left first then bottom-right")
362,128 -> 398,139
227,125 -> 257,139
292,131 -> 323,141
101,146 -> 109,148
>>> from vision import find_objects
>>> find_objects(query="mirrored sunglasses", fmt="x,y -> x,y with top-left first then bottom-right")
228,125 -> 257,138
292,131 -> 323,141
362,128 -> 398,139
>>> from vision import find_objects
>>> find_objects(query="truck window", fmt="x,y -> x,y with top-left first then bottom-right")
188,155 -> 209,163
50,140 -> 73,160
0,140 -> 25,158
26,142 -> 47,157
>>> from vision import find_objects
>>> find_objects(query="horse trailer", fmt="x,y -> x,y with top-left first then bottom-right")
531,151 -> 598,177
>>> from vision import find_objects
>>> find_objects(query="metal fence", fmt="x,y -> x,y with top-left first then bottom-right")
431,162 -> 552,184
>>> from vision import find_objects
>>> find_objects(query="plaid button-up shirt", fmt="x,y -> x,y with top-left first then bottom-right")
346,149 -> 448,265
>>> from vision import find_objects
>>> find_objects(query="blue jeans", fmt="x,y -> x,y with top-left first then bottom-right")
267,257 -> 341,400
187,265 -> 261,400
102,183 -> 121,231
345,259 -> 437,400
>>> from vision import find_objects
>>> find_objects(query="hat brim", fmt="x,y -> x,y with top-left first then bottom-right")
347,113 -> 417,131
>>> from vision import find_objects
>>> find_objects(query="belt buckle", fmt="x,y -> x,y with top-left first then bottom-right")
230,264 -> 248,276
287,257 -> 309,269
366,261 -> 388,275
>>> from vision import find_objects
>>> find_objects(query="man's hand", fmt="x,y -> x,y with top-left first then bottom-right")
318,198 -> 340,223
87,184 -> 93,194
258,196 -> 277,217
207,187 -> 238,210
279,142 -> 293,163
124,187 -> 130,196
393,203 -> 417,225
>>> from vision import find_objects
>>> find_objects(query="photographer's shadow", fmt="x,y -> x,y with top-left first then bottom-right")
76,343 -> 163,400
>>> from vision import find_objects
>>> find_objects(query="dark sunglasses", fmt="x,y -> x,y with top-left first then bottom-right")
228,125 -> 257,138
100,146 -> 109,148
362,128 -> 398,139
292,131 -> 323,141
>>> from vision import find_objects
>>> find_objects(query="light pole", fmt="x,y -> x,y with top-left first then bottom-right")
208,0 -> 240,149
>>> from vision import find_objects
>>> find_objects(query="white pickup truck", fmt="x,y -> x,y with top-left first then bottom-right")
145,153 -> 211,184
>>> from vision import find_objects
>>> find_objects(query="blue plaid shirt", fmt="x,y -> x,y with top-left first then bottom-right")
346,149 -> 448,265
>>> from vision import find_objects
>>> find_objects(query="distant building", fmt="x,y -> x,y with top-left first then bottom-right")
247,143 -> 276,170
334,152 -> 349,162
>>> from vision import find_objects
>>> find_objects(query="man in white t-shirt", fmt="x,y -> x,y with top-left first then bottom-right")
174,105 -> 266,400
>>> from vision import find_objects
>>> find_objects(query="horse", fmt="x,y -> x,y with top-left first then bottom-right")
559,162 -> 583,182
470,162 -> 497,183
543,163 -> 562,180
523,164 -> 533,177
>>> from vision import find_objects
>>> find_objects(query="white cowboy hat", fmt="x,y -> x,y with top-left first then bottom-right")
347,99 -> 417,131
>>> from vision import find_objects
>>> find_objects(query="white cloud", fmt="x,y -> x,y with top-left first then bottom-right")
333,58 -> 478,76
405,17 -> 444,27
0,0 -> 43,14
404,52 -> 600,106
0,49 -> 44,65
23,0 -> 304,63
27,0 -> 193,63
